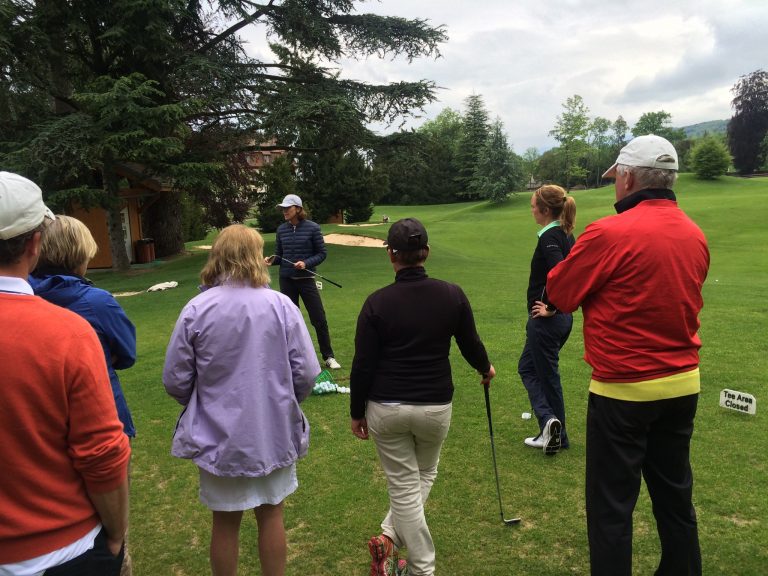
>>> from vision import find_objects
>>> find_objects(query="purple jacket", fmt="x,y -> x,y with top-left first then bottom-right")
163,283 -> 320,477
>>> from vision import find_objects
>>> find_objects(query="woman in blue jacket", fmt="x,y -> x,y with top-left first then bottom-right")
30,215 -> 137,438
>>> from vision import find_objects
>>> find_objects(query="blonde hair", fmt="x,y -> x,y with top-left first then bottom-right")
37,215 -> 98,272
534,185 -> 576,235
200,224 -> 270,288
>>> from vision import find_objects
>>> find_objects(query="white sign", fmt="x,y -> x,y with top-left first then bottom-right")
719,389 -> 756,415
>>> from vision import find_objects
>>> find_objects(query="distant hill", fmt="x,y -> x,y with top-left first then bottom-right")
680,119 -> 728,138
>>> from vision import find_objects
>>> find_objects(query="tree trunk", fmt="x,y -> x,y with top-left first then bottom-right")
144,191 -> 184,258
102,160 -> 131,271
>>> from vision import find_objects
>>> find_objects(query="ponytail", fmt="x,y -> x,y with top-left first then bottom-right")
560,196 -> 576,235
533,185 -> 577,235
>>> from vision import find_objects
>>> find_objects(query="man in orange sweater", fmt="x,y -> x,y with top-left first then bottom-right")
0,172 -> 131,575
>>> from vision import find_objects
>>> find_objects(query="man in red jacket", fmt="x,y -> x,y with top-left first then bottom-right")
547,136 -> 709,576
0,172 -> 130,575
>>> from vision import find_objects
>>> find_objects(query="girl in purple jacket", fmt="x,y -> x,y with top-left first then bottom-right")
163,225 -> 320,576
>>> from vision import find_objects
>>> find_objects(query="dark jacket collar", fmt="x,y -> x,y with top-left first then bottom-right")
614,188 -> 676,214
395,266 -> 428,282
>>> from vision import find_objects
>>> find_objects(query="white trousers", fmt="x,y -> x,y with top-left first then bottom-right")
367,401 -> 452,576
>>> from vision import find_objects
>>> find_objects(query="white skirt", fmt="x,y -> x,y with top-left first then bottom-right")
198,463 -> 298,511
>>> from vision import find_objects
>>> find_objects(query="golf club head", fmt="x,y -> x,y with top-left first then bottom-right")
503,517 -> 522,526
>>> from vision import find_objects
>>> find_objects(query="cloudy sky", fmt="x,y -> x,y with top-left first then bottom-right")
245,0 -> 767,151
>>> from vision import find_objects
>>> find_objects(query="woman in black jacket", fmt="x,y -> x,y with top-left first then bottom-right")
518,185 -> 576,455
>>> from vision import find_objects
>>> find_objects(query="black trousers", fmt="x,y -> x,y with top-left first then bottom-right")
44,528 -> 123,576
279,276 -> 334,359
586,392 -> 701,576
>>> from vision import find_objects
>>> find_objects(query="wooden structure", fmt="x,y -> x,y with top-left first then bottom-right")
68,164 -> 170,269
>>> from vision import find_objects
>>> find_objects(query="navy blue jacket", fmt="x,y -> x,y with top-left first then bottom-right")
30,269 -> 137,437
527,226 -> 575,311
274,219 -> 327,279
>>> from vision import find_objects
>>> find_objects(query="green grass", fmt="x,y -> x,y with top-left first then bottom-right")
94,174 -> 767,574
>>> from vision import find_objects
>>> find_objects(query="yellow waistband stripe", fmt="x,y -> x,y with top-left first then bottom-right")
589,368 -> 700,401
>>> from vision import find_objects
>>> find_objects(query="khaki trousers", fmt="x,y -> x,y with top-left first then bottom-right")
367,401 -> 452,576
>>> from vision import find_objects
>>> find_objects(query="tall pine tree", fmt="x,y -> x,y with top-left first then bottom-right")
455,94 -> 490,200
469,119 -> 522,203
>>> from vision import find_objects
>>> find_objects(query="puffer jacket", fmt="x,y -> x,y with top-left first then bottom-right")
274,219 -> 327,279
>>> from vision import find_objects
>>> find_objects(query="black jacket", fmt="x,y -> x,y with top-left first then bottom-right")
349,266 -> 491,419
527,225 -> 575,310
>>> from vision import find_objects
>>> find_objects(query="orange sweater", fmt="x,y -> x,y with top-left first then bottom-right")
0,293 -> 130,563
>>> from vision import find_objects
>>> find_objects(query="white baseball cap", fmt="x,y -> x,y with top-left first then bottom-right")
276,194 -> 303,208
602,134 -> 679,179
0,172 -> 55,240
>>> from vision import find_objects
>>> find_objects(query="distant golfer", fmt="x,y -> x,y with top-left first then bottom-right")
518,185 -> 576,455
266,194 -> 341,370
350,218 -> 495,576
164,225 -> 320,576
547,135 -> 709,576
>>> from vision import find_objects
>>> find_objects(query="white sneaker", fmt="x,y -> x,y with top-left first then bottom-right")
541,417 -> 562,455
325,357 -> 341,369
524,435 -> 545,449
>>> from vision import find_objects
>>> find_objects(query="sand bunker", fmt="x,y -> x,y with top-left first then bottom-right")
112,234 -> 380,298
324,233 -> 384,248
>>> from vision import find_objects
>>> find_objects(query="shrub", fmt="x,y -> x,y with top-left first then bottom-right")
345,202 -> 375,223
690,136 -> 731,179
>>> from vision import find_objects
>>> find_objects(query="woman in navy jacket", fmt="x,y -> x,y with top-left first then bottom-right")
267,194 -> 340,370
518,185 -> 576,455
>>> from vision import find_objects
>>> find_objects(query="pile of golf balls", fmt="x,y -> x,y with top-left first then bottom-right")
312,381 -> 350,395
312,381 -> 337,395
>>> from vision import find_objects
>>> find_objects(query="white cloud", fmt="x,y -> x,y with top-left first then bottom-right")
242,0 -> 768,150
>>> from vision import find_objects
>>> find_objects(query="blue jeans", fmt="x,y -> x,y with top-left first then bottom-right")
517,313 -> 573,446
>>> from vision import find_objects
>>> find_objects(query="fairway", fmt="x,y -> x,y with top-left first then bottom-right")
91,174 -> 767,575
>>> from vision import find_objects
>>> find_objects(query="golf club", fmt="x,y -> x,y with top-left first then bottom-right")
483,383 -> 521,526
268,255 -> 343,288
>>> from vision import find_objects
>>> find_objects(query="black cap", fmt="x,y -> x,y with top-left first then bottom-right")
385,218 -> 429,251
